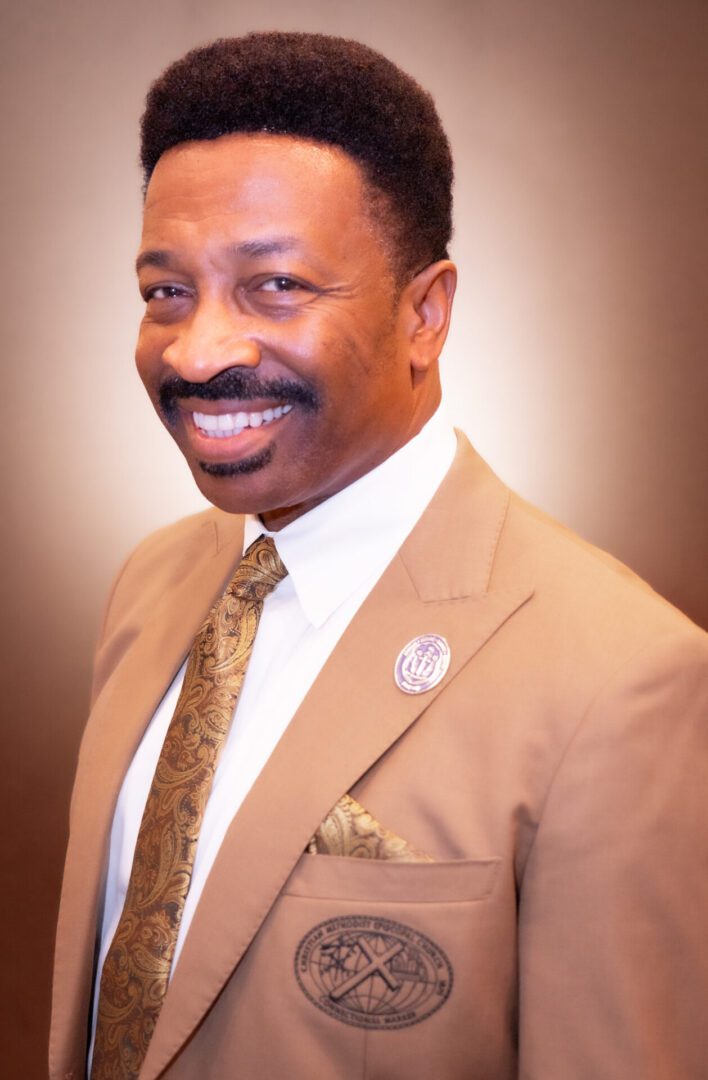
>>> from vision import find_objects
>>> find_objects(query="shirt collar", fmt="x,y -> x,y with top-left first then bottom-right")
243,408 -> 457,628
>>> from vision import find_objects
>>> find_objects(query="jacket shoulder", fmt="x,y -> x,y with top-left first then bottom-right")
105,505 -> 218,617
495,489 -> 705,672
89,507 -> 243,705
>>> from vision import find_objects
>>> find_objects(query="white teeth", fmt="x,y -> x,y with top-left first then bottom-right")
195,412 -> 220,431
192,405 -> 292,437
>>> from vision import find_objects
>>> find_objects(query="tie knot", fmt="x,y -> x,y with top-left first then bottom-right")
228,535 -> 288,600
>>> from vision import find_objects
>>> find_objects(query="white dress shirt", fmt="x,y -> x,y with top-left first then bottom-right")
90,410 -> 456,1061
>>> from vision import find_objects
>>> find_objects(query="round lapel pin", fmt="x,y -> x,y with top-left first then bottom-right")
394,634 -> 450,695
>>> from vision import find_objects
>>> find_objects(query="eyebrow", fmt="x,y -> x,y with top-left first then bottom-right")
135,236 -> 303,275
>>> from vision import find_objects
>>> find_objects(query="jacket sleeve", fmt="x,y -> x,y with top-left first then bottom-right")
518,626 -> 708,1080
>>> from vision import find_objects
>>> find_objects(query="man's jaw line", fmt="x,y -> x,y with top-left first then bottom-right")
184,396 -> 330,528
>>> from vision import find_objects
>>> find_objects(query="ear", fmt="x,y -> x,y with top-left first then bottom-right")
402,260 -> 457,373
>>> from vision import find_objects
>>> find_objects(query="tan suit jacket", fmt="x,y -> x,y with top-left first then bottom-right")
51,435 -> 708,1080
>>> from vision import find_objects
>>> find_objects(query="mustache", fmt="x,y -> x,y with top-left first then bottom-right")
158,369 -> 319,419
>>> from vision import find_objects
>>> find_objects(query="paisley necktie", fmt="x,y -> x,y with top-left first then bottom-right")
91,535 -> 287,1080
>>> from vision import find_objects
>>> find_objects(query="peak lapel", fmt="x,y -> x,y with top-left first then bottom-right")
50,514 -> 245,1077
141,436 -> 534,1080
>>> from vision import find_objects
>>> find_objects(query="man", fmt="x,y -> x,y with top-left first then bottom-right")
51,32 -> 708,1080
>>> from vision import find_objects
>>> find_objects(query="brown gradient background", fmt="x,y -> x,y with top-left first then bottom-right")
2,0 -> 707,1074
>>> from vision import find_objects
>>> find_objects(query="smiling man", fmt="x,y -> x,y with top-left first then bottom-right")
136,130 -> 451,527
51,33 -> 708,1080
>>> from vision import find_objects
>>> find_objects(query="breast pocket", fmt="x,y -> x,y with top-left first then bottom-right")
261,854 -> 515,1080
283,852 -> 500,904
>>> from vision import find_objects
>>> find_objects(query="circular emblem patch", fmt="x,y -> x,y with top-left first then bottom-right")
394,634 -> 450,694
294,915 -> 453,1030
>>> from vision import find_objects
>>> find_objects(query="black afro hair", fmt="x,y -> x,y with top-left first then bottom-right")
140,33 -> 453,282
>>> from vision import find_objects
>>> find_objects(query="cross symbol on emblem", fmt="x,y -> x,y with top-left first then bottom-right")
329,938 -> 404,1001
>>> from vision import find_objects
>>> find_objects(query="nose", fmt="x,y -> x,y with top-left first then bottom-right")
161,300 -> 261,381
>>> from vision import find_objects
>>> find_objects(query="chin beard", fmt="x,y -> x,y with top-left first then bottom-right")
198,446 -> 274,477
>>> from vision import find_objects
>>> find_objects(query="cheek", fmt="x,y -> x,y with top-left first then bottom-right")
135,323 -> 167,389
319,328 -> 405,416
316,323 -> 387,385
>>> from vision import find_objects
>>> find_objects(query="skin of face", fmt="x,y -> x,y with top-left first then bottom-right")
136,133 -> 457,530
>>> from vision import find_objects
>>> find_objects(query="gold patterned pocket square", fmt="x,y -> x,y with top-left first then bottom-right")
307,794 -> 434,863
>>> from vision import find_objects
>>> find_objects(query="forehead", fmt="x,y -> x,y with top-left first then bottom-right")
141,133 -> 375,257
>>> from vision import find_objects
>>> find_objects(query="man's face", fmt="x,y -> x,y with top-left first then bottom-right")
136,133 -> 435,528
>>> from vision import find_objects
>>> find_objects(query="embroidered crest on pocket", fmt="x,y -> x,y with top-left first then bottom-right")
294,915 -> 453,1029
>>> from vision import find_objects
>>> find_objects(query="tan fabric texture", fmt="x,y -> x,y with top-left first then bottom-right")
51,436 -> 708,1080
91,536 -> 287,1079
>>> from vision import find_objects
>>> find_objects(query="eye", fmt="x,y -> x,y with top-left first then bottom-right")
248,274 -> 320,313
257,276 -> 308,294
143,284 -> 190,301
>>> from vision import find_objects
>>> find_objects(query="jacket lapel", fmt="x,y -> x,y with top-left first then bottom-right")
140,437 -> 534,1079
50,514 -> 245,1077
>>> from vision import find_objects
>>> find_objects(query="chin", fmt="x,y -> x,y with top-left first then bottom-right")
195,476 -> 261,516
190,462 -> 279,519
185,448 -> 266,509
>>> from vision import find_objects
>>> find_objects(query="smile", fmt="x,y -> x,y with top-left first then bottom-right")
192,404 -> 293,438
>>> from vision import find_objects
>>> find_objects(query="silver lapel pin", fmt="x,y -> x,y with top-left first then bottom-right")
394,634 -> 450,694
